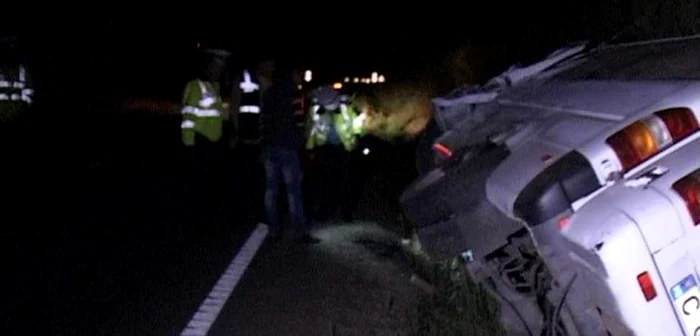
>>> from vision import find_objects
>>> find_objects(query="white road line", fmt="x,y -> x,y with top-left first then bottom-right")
180,223 -> 269,336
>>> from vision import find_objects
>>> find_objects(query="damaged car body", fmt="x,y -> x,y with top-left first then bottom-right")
401,35 -> 700,335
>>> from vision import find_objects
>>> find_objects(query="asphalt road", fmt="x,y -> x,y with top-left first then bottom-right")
2,112 -> 256,335
1,110 -> 419,335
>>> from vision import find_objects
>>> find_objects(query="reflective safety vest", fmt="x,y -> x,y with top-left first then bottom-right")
180,79 -> 224,146
305,101 -> 364,151
0,64 -> 33,123
238,69 -> 261,143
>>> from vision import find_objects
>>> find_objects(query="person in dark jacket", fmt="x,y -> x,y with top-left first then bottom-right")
260,65 -> 319,244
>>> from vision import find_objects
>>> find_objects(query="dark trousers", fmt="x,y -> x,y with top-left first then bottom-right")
0,118 -> 28,227
262,146 -> 307,235
308,145 -> 353,220
343,149 -> 369,219
181,135 -> 224,239
301,148 -> 315,221
238,144 -> 265,226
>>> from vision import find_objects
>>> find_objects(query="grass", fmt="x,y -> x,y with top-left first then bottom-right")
402,235 -> 506,336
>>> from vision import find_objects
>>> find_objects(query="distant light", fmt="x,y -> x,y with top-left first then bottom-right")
344,77 -> 350,83
333,82 -> 343,89
371,72 -> 378,83
196,42 -> 201,48
297,84 -> 302,90
304,70 -> 312,82
378,75 -> 385,83
353,77 -> 359,83
363,148 -> 370,155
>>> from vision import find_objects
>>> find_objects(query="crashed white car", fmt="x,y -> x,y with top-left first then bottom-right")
562,137 -> 700,336
401,35 -> 700,335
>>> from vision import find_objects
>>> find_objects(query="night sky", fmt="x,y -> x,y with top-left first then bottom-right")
5,4 -> 663,99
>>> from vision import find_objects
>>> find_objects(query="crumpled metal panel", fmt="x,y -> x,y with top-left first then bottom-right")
401,145 -> 524,261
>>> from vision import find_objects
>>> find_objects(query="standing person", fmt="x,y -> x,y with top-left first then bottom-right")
291,68 -> 307,129
305,85 -> 365,222
0,34 -> 33,126
260,65 -> 319,244
230,59 -> 266,226
0,33 -> 34,226
289,68 -> 315,218
0,33 -> 34,159
180,47 -> 230,238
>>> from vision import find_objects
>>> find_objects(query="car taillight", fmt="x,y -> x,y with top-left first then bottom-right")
606,108 -> 699,172
433,143 -> 453,158
637,271 -> 657,301
557,216 -> 571,230
672,171 -> 700,225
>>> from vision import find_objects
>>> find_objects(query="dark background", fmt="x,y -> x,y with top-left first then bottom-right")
2,3 -> 700,335
6,2 -> 700,106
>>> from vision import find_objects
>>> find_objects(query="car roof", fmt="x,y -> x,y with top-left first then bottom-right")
552,35 -> 700,81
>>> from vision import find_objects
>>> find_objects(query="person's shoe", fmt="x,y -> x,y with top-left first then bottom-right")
295,234 -> 321,245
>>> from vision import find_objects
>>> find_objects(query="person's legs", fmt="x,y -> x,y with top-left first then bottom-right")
280,148 -> 320,244
181,140 -> 211,241
252,145 -> 266,225
300,149 -> 316,221
279,149 -> 306,234
262,148 -> 282,239
209,142 -> 230,234
315,146 -> 343,220
239,144 -> 255,225
197,139 -> 219,233
312,146 -> 330,219
339,150 -> 356,222
327,146 -> 346,216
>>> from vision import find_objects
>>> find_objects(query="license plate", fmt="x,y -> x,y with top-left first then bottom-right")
671,275 -> 700,335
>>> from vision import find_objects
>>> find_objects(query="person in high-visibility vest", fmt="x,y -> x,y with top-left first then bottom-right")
235,68 -> 262,144
180,47 -> 230,236
305,85 -> 365,222
0,34 -> 33,125
229,59 -> 268,226
231,59 -> 273,144
305,85 -> 365,151
181,49 -> 230,147
1,34 -> 34,221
